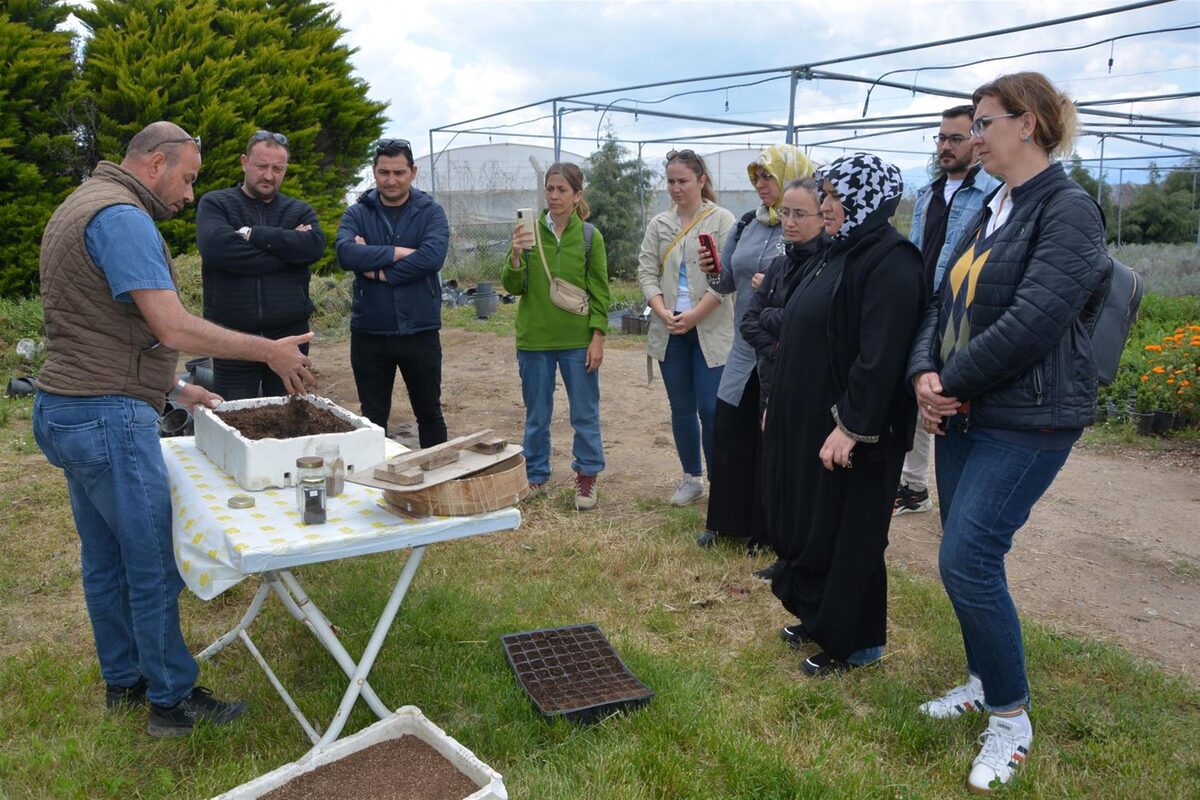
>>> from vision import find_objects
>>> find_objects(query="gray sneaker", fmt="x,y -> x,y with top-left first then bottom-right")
670,474 -> 705,506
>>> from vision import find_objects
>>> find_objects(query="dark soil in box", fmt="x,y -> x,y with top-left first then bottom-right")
501,623 -> 654,724
259,734 -> 481,800
216,397 -> 355,440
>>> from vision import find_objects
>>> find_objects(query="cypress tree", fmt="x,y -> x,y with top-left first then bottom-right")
0,0 -> 79,296
585,130 -> 655,279
77,0 -> 388,264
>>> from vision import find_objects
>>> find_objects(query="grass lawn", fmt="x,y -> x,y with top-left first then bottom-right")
0,394 -> 1197,799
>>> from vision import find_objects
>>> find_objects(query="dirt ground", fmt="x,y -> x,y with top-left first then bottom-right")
310,329 -> 1200,679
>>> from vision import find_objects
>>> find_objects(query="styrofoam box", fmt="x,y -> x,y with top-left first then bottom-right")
211,706 -> 508,799
194,395 -> 386,491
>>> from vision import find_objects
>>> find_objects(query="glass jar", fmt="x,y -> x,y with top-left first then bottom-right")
316,444 -> 344,497
300,476 -> 326,525
295,456 -> 324,511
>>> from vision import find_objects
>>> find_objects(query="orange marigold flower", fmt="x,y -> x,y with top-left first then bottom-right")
1176,327 -> 1186,334
1183,380 -> 1192,387
1152,366 -> 1166,373
1190,324 -> 1200,331
1141,375 -> 1150,382
1168,378 -> 1176,384
1145,344 -> 1163,351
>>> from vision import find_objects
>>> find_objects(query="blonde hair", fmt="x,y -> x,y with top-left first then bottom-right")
973,72 -> 1078,160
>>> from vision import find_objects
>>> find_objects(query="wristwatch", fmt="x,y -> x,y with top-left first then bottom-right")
237,226 -> 252,241
168,377 -> 188,400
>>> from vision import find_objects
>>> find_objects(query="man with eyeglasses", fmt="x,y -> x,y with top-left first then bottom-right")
894,105 -> 1000,517
33,121 -> 314,737
195,130 -> 326,399
335,138 -> 449,446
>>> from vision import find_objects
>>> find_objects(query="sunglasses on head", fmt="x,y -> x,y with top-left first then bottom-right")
145,135 -> 202,153
251,130 -> 288,146
666,149 -> 706,171
377,138 -> 413,153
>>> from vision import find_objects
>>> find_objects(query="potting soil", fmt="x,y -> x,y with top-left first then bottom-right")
216,397 -> 355,440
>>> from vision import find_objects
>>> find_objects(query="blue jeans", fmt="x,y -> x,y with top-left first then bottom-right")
517,349 -> 604,484
33,392 -> 198,706
935,420 -> 1072,711
658,329 -> 723,477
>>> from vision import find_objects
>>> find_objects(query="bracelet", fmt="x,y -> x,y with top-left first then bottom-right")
168,377 -> 188,400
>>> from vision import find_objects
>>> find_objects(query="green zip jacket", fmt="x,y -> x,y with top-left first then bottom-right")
501,211 -> 610,351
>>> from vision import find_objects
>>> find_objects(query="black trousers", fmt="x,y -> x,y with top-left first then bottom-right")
212,319 -> 310,401
705,371 -> 766,544
350,330 -> 447,447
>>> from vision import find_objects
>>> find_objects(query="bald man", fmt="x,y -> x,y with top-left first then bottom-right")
33,121 -> 313,737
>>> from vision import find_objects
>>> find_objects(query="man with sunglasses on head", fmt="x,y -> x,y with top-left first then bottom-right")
196,129 -> 326,399
335,138 -> 449,446
894,105 -> 999,517
34,121 -> 314,738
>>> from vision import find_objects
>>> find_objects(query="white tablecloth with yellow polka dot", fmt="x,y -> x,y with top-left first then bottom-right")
162,437 -> 521,600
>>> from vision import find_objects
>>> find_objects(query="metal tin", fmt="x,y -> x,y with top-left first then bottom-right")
227,494 -> 256,509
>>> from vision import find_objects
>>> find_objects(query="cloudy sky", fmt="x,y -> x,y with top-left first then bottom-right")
332,0 -> 1199,186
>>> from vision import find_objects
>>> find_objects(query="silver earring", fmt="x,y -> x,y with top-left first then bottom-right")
1022,134 -> 1032,143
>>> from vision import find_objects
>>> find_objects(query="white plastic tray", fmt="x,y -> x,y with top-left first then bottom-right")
211,706 -> 507,799
194,395 -> 385,491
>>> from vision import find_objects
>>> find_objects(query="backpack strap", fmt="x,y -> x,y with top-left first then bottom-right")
733,210 -> 756,244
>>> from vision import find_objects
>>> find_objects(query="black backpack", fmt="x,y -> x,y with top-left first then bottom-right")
1033,190 -> 1142,386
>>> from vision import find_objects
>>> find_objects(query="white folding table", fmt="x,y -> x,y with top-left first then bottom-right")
161,437 -> 521,756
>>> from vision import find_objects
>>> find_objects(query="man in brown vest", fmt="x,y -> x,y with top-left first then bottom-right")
33,121 -> 313,737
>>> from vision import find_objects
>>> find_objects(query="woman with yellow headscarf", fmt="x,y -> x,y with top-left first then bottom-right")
695,143 -> 814,551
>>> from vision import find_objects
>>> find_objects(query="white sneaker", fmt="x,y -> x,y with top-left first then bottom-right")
920,675 -> 986,719
967,713 -> 1032,794
669,474 -> 705,506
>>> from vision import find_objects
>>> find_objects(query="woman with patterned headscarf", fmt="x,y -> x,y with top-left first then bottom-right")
761,153 -> 925,676
694,144 -> 814,551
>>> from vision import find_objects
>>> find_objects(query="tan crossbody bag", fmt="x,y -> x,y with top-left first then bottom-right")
536,222 -> 589,316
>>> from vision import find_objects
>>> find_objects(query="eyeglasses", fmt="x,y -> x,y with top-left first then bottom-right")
144,135 -> 202,153
251,130 -> 288,146
751,171 -> 775,184
932,134 -> 970,146
377,138 -> 412,153
969,113 -> 1020,138
778,208 -> 820,220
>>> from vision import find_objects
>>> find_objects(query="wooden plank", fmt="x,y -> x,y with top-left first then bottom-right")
380,429 -> 496,473
373,466 -> 425,486
420,450 -> 461,471
470,435 -> 507,455
348,443 -> 524,492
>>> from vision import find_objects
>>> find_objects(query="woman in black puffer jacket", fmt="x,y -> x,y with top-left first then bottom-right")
906,72 -> 1109,794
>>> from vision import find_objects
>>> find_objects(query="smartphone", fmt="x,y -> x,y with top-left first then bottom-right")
516,208 -> 536,239
698,232 -> 721,274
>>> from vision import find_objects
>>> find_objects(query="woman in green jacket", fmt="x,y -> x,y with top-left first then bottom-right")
503,163 -> 611,510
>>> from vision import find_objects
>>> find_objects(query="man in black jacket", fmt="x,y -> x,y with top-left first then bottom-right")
196,130 -> 326,399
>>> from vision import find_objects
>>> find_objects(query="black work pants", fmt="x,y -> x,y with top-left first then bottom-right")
212,319 -> 310,400
350,330 -> 447,447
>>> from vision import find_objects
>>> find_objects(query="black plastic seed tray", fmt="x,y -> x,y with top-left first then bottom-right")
500,622 -> 654,724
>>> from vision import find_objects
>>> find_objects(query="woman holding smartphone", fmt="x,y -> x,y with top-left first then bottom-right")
637,150 -> 735,506
503,163 -> 610,510
695,145 -> 814,549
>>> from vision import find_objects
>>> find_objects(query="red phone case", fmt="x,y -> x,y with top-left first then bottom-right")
698,233 -> 721,274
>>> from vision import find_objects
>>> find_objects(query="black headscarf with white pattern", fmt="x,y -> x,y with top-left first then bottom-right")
815,153 -> 904,240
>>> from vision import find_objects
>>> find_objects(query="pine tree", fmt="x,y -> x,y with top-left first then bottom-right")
584,130 -> 656,279
77,0 -> 388,263
0,0 -> 79,296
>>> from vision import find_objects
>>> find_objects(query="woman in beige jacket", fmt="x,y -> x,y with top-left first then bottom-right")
637,150 -> 736,506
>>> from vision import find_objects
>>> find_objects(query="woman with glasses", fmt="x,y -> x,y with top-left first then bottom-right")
907,72 -> 1108,793
503,163 -> 610,510
637,150 -> 736,506
762,153 -> 923,678
692,145 -> 814,550
739,176 -> 828,577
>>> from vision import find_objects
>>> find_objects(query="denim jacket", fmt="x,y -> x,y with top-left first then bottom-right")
910,164 -> 1000,289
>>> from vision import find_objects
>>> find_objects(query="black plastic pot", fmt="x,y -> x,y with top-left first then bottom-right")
1132,411 -> 1155,436
158,404 -> 193,437
185,357 -> 214,390
1152,409 -> 1176,434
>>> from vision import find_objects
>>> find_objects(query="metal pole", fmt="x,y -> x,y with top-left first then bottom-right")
637,142 -> 646,223
1191,167 -> 1198,245
552,100 -> 561,162
1096,135 -> 1106,205
786,70 -> 798,145
428,130 -> 437,200
1117,167 -> 1124,246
